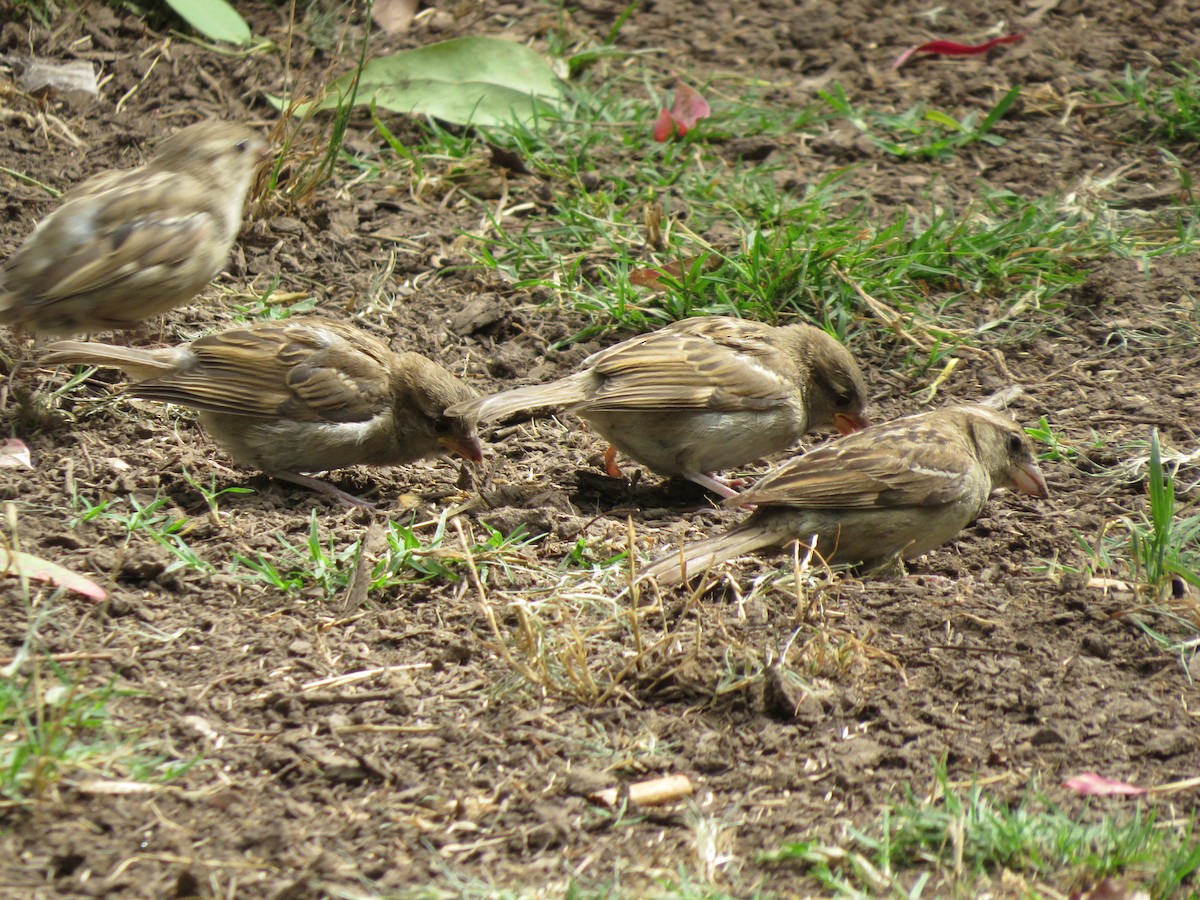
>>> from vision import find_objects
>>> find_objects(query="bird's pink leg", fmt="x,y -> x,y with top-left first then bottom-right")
685,472 -> 740,499
273,472 -> 378,508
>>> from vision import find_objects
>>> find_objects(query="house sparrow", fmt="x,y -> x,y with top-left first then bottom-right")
1,120 -> 267,336
447,316 -> 870,497
42,317 -> 483,506
638,404 -> 1049,585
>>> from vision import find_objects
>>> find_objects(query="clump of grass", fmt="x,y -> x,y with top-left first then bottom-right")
1078,429 -> 1200,658
67,490 -> 214,576
1,662 -> 138,799
450,60 -> 1119,351
230,510 -> 542,602
2,507 -> 192,800
820,83 -> 1022,159
10,0 -> 56,26
764,762 -> 1200,897
1122,430 -> 1200,598
537,185 -> 1115,352
1108,63 -> 1200,145
455,516 -> 657,704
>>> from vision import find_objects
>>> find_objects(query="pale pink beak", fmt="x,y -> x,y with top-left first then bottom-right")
834,413 -> 871,435
441,435 -> 484,464
1012,460 -> 1049,498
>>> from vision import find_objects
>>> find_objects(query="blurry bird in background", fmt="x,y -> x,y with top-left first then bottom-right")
1,120 -> 268,337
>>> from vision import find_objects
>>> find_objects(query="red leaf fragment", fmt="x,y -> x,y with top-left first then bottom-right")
630,254 -> 719,291
630,263 -> 671,290
1062,772 -> 1147,797
652,81 -> 711,142
652,107 -> 677,143
670,82 -> 710,131
893,32 -> 1026,70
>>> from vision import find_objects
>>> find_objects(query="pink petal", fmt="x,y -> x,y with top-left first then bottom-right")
1063,772 -> 1147,797
652,107 -> 677,142
0,438 -> 32,469
669,81 -> 711,131
1,547 -> 108,600
893,32 -> 1026,70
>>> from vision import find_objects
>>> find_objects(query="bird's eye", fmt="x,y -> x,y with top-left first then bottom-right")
235,139 -> 253,154
1008,433 -> 1024,454
834,392 -> 853,408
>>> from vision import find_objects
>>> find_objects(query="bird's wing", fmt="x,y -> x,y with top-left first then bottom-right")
575,318 -> 798,413
732,419 -> 974,510
9,171 -> 218,305
130,319 -> 393,424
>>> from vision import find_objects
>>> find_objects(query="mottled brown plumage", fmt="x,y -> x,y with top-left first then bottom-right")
42,317 -> 482,506
639,404 -> 1049,585
1,121 -> 267,336
448,316 -> 869,497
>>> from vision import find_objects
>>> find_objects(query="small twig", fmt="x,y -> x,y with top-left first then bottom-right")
625,516 -> 644,672
299,664 -> 431,692
330,723 -> 441,735
591,773 -> 695,808
453,516 -> 544,687
114,50 -> 162,114
339,522 -> 379,615
287,689 -> 400,707
918,357 -> 960,404
0,651 -> 115,667
831,263 -> 929,350
1149,775 -> 1200,795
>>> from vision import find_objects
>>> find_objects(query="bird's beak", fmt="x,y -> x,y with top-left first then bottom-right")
1011,460 -> 1049,498
834,413 -> 871,435
441,434 -> 484,464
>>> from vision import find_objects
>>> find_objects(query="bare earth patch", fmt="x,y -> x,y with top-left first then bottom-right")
1,1 -> 1198,896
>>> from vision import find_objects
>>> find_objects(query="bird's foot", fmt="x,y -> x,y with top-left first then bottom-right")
686,472 -> 741,500
274,471 -> 379,508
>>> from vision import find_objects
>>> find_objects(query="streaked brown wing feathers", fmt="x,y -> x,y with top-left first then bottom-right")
128,321 -> 392,423
576,321 -> 795,412
735,422 -> 974,509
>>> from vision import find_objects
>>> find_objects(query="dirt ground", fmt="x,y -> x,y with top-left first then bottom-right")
1,0 -> 1198,896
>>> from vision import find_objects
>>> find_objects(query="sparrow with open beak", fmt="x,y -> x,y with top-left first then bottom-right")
448,316 -> 869,497
43,317 -> 483,506
639,404 -> 1049,584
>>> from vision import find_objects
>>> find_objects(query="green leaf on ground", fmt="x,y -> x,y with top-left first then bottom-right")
163,0 -> 252,45
280,36 -> 564,128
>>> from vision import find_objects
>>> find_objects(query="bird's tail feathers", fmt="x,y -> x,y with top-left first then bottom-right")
448,376 -> 586,423
40,341 -> 176,382
637,523 -> 789,587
